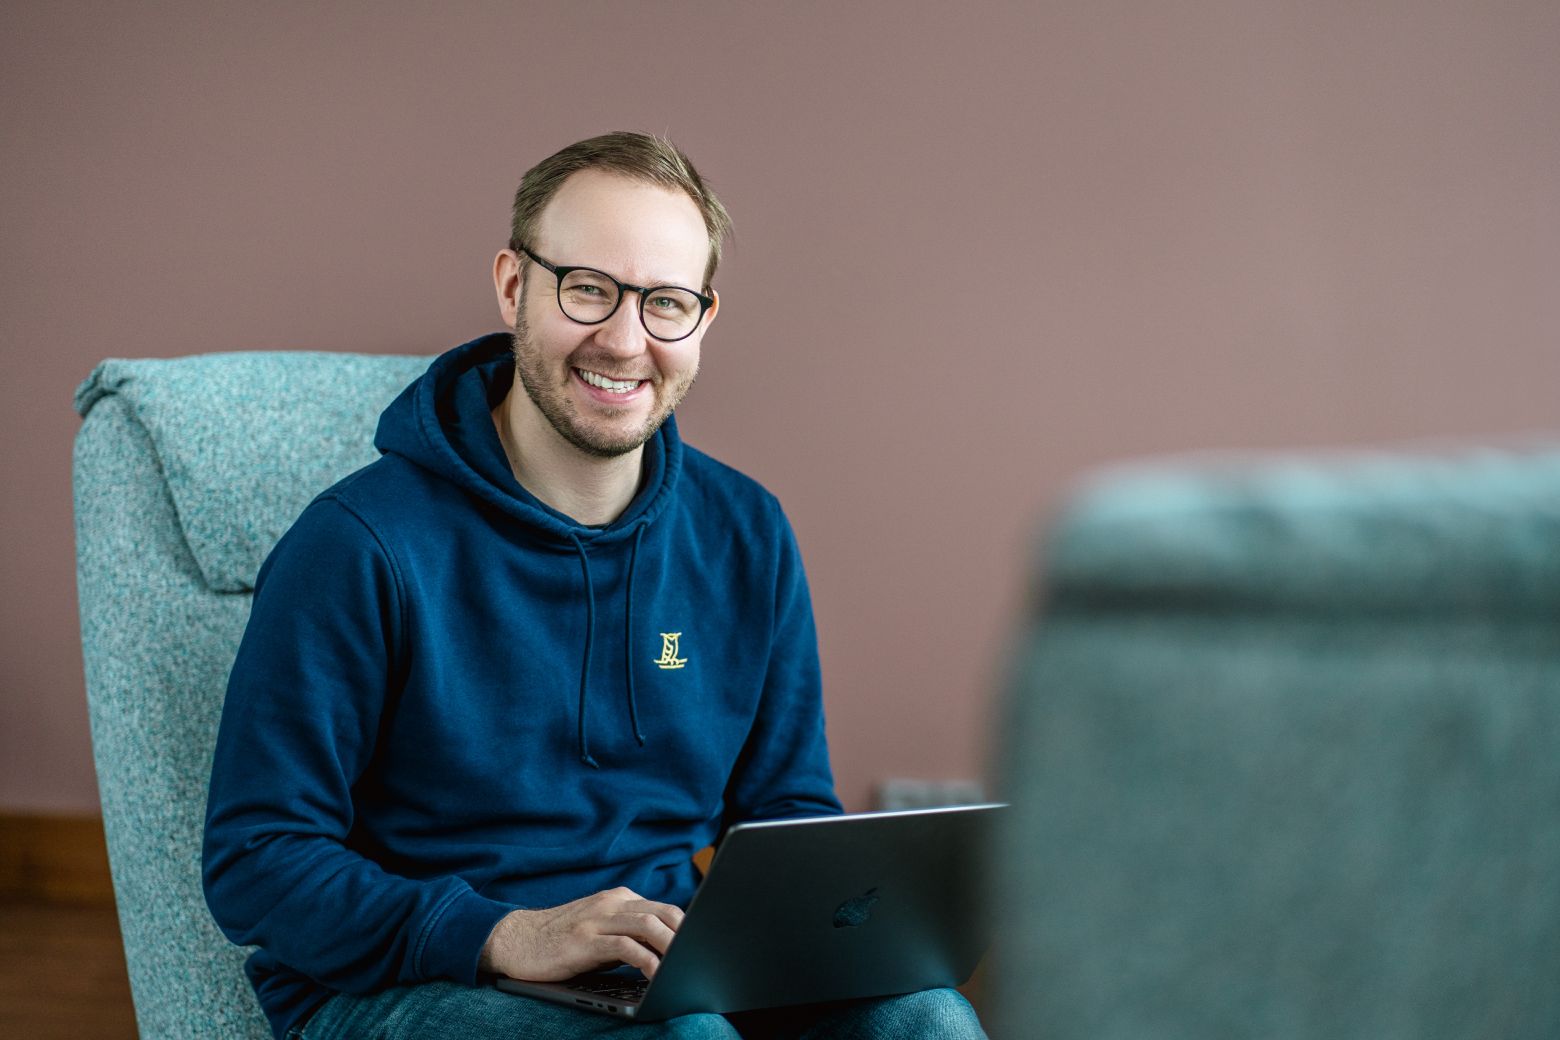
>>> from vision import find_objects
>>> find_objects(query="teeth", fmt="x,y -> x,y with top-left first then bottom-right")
578,369 -> 641,393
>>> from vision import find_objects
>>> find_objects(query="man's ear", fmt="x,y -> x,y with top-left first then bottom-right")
700,288 -> 720,334
493,249 -> 523,328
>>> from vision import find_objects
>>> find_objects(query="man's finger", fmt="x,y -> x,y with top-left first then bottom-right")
609,911 -> 678,954
596,932 -> 662,978
626,899 -> 685,933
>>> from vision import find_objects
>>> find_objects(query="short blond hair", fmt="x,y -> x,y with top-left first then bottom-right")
509,131 -> 733,291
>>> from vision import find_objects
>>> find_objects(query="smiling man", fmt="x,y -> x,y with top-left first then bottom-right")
492,165 -> 710,525
202,132 -> 986,1040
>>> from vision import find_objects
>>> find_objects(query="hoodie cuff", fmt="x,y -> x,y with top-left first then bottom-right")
416,887 -> 520,985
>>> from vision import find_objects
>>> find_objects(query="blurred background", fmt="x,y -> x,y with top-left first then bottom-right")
2,0 -> 1557,923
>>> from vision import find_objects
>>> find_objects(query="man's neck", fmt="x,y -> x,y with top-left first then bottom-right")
492,388 -> 644,527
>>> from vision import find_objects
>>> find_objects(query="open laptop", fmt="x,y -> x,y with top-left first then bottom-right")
494,803 -> 1005,1020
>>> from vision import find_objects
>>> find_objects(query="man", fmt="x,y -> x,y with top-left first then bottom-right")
203,132 -> 985,1039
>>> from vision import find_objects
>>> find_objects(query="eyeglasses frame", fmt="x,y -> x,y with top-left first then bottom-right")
516,245 -> 715,343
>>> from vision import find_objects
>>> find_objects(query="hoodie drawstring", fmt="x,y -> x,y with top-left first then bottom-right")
624,522 -> 648,748
567,532 -> 599,768
568,522 -> 650,768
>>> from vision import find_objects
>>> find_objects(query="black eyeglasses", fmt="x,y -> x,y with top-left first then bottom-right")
517,246 -> 714,343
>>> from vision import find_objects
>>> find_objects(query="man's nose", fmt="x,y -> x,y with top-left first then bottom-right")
593,293 -> 649,354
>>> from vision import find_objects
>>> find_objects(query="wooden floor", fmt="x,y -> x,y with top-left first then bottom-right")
0,898 -> 138,1038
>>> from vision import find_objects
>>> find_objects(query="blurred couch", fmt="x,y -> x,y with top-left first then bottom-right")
992,444 -> 1560,1039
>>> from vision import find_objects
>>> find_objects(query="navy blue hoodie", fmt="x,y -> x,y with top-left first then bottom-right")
202,333 -> 841,1038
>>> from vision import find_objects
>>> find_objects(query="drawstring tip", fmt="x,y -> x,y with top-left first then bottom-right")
580,753 -> 600,769
634,732 -> 646,747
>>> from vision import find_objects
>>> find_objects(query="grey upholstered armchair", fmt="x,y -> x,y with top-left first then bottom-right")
73,352 -> 431,1039
991,444 -> 1560,1038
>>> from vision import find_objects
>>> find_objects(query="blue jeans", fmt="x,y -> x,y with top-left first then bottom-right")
291,981 -> 987,1039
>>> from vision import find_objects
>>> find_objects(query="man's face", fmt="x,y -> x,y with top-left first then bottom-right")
501,170 -> 716,459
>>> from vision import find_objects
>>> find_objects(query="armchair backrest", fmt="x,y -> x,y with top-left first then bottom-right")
72,352 -> 431,1040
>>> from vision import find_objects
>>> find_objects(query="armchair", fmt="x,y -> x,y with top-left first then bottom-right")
72,352 -> 431,1039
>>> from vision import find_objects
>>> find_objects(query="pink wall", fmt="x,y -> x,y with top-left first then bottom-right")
4,2 -> 1558,812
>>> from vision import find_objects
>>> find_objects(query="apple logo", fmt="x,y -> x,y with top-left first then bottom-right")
832,887 -> 881,928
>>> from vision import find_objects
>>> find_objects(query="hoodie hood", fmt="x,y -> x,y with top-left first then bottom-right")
374,332 -> 682,766
373,331 -> 683,547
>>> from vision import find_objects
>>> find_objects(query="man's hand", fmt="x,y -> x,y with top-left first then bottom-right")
479,887 -> 684,981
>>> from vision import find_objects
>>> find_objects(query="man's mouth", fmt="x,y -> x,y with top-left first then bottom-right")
575,368 -> 645,395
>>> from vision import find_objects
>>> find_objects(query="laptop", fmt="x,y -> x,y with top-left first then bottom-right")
493,803 -> 1005,1020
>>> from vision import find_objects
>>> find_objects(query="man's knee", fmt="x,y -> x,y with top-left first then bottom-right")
850,987 -> 987,1039
658,1012 -> 744,1039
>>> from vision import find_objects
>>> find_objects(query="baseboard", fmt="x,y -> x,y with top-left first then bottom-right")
0,812 -> 115,905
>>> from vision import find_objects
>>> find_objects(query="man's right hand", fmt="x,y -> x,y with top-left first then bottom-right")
479,887 -> 684,982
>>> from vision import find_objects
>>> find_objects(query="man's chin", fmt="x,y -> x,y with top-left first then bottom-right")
566,436 -> 644,459
557,417 -> 664,459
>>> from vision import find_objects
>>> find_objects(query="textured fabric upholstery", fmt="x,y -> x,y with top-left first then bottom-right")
73,352 -> 432,1040
992,445 -> 1560,1039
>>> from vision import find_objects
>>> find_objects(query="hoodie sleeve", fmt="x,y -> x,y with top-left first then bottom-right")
721,503 -> 845,826
202,497 -> 515,994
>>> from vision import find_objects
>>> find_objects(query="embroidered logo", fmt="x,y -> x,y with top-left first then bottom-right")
654,632 -> 688,670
